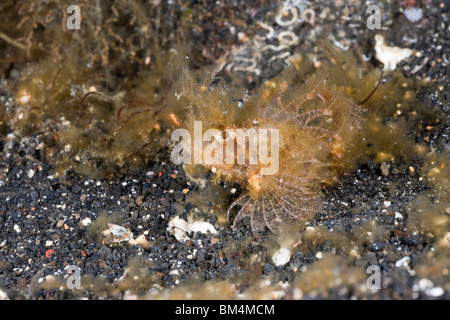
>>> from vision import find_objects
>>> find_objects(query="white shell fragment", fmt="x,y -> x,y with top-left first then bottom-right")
168,216 -> 217,242
81,218 -> 92,227
375,34 -> 413,71
103,223 -> 135,244
272,247 -> 292,266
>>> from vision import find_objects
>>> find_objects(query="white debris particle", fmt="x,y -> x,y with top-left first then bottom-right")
45,240 -> 53,247
18,92 -> 31,105
27,169 -> 35,179
395,212 -> 403,220
81,218 -> 92,227
134,234 -> 150,248
123,290 -> 138,300
418,278 -> 433,291
404,7 -> 423,23
167,216 -> 217,242
13,224 -> 21,233
292,288 -> 303,300
272,247 -> 291,266
375,34 -> 413,71
169,269 -> 180,276
383,201 -> 391,207
0,289 -> 8,300
395,256 -> 411,268
103,223 -> 134,244
425,287 -> 444,297
315,252 -> 323,260
13,268 -> 23,274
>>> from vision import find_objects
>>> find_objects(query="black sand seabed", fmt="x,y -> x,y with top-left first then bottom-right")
0,0 -> 448,299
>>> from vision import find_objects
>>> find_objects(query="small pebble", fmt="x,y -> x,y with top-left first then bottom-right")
380,162 -> 389,176
27,169 -> 35,179
369,241 -> 386,252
